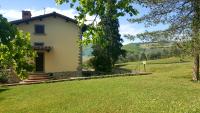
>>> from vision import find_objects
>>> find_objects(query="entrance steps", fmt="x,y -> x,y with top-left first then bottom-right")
22,73 -> 51,83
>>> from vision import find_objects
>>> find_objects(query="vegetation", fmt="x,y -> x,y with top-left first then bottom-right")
83,41 -> 184,63
0,15 -> 35,82
117,41 -> 184,63
1,57 -> 200,113
55,0 -> 138,72
127,0 -> 200,81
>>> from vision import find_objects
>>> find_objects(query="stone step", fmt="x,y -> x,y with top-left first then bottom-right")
28,74 -> 49,78
28,76 -> 50,80
23,73 -> 51,83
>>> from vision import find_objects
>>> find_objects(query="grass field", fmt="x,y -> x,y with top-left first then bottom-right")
1,57 -> 200,113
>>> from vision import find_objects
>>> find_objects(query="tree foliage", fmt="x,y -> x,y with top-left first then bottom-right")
0,15 -> 35,80
90,0 -> 126,71
127,0 -> 200,81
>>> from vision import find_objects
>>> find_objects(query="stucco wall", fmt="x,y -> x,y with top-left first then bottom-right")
16,17 -> 81,73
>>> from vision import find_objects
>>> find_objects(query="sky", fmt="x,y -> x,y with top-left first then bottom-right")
0,0 -> 167,45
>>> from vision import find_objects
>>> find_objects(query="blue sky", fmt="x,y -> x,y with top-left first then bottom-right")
0,0 -> 167,44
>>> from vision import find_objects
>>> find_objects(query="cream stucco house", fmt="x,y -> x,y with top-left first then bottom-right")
11,11 -> 83,80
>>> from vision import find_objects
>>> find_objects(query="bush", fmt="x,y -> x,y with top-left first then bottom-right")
90,55 -> 112,73
0,72 -> 8,83
82,58 -> 93,70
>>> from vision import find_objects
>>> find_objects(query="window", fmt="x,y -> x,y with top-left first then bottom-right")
24,13 -> 29,16
35,24 -> 45,34
34,42 -> 44,46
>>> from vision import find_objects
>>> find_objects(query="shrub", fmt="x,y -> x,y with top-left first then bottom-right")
90,55 -> 112,73
0,72 -> 8,83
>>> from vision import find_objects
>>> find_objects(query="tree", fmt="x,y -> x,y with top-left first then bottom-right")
170,43 -> 185,61
91,0 -> 126,72
0,15 -> 35,82
127,0 -> 200,81
55,0 -> 138,72
90,45 -> 112,72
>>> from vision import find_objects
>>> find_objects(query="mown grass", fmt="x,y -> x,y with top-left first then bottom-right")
1,57 -> 200,113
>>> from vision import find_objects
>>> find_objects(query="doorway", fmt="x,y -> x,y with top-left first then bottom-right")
35,52 -> 44,72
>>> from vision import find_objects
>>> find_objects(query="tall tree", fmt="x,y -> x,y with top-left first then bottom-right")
55,0 -> 137,72
0,15 -> 35,81
104,0 -> 126,66
91,0 -> 126,72
127,0 -> 200,81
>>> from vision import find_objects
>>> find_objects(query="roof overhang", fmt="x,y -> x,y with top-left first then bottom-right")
33,46 -> 52,52
10,12 -> 78,25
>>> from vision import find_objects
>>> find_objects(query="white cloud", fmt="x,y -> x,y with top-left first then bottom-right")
119,24 -> 144,36
119,24 -> 145,44
0,7 -> 100,24
0,7 -> 78,21
31,7 -> 78,19
0,9 -> 21,21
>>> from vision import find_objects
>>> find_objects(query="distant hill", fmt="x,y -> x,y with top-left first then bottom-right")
82,41 -> 174,57
122,41 -> 173,53
122,43 -> 142,53
82,44 -> 93,57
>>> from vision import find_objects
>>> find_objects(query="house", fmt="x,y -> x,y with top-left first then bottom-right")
11,11 -> 83,80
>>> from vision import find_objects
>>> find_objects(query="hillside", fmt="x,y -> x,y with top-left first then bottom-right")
122,41 -> 173,52
2,58 -> 200,113
122,43 -> 142,53
119,41 -> 179,62
82,44 -> 93,57
83,41 -> 177,61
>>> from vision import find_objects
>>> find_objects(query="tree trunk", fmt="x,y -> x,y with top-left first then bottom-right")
191,0 -> 200,81
193,54 -> 199,81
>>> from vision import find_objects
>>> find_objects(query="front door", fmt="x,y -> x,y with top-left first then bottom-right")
35,52 -> 44,72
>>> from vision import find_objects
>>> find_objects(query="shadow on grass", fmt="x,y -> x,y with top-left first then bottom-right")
170,75 -> 191,80
149,61 -> 190,65
0,88 -> 9,93
115,64 -> 129,68
0,87 -> 9,102
82,67 -> 133,77
112,67 -> 132,74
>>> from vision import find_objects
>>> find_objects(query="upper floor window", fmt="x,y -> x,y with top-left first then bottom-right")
35,24 -> 45,34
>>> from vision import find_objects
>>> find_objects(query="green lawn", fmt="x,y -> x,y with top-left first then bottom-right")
1,57 -> 200,113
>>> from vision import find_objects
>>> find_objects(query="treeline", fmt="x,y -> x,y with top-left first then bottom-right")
118,43 -> 184,63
